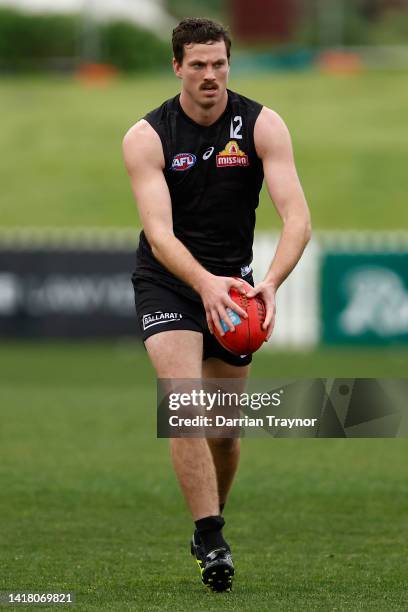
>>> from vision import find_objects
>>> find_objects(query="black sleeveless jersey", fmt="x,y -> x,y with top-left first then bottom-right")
134,89 -> 264,294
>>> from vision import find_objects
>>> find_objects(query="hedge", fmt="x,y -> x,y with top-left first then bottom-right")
0,9 -> 170,72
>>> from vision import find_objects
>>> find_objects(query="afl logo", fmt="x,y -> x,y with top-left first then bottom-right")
171,153 -> 196,171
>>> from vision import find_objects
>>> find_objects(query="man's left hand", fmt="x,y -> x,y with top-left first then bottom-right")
246,281 -> 277,341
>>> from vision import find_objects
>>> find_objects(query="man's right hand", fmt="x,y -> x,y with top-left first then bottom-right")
196,275 -> 248,336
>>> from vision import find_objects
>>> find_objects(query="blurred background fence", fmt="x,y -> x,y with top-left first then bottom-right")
1,230 -> 408,349
0,0 -> 407,354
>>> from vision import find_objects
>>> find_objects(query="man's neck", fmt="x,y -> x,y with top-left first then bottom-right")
179,90 -> 228,127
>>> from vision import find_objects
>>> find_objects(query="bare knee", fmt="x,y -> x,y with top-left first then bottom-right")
207,438 -> 239,454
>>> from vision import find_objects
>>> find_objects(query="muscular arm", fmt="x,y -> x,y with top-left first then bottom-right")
122,120 -> 246,335
249,108 -> 312,337
123,120 -> 210,292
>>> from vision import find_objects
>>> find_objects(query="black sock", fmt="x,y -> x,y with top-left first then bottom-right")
194,505 -> 225,543
195,515 -> 227,555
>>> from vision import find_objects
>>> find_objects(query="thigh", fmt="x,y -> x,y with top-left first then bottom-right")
203,358 -> 249,441
146,330 -> 203,378
134,278 -> 205,377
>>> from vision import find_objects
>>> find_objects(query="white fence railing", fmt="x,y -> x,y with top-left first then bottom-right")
1,229 -> 408,347
253,233 -> 320,349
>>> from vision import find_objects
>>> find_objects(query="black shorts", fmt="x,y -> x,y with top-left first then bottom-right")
132,274 -> 254,367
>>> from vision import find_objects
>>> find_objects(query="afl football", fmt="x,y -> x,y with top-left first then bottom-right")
214,279 -> 267,355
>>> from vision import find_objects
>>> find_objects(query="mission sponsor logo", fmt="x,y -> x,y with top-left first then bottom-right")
171,153 -> 196,171
142,311 -> 183,330
216,140 -> 249,168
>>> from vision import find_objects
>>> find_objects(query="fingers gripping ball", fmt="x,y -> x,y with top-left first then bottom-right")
214,280 -> 267,355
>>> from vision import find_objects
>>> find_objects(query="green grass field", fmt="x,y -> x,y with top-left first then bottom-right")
1,343 -> 407,611
1,70 -> 407,230
1,69 -> 407,609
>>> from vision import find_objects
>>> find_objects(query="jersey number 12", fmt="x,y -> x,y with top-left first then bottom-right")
230,115 -> 243,140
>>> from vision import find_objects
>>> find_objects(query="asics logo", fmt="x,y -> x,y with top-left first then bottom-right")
203,147 -> 214,161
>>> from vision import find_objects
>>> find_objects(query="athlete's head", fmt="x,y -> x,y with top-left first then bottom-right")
172,18 -> 231,110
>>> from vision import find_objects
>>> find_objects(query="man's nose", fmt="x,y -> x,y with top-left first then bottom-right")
204,66 -> 216,80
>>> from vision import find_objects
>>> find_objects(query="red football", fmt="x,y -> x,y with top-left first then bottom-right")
214,279 -> 268,355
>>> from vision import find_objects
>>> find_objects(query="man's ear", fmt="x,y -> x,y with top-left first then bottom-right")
173,57 -> 182,79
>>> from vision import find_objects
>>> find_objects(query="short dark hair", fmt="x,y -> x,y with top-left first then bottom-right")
172,18 -> 231,65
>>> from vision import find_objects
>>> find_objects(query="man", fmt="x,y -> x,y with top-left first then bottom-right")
123,18 -> 311,592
